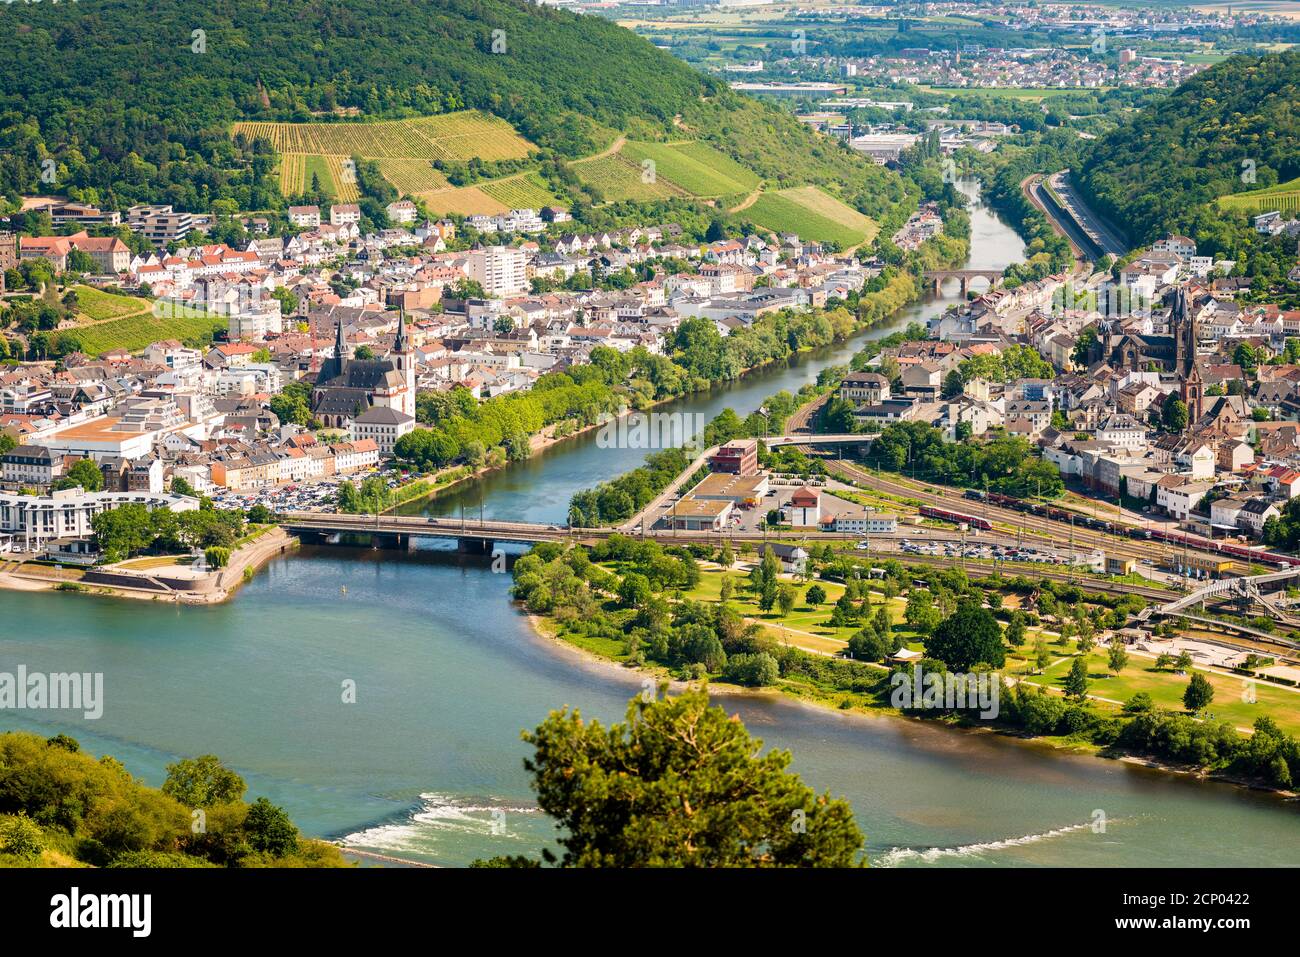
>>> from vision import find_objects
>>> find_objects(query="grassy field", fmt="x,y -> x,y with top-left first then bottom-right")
1037,647 -> 1300,736
742,185 -> 878,247
1216,176 -> 1300,215
917,85 -> 1108,100
415,185 -> 508,216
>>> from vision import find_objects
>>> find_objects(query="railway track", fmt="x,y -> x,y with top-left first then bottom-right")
825,459 -> 1215,566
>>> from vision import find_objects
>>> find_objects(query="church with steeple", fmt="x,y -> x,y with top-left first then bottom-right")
311,310 -> 416,428
1172,287 -> 1205,428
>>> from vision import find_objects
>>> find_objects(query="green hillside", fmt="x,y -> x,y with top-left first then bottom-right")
0,0 -> 908,225
1076,50 -> 1300,245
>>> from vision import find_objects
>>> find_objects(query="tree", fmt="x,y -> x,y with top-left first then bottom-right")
1175,650 -> 1194,673
777,583 -> 796,618
1005,611 -> 1027,647
162,755 -> 247,808
243,797 -> 299,855
354,345 -> 375,360
514,689 -> 864,866
1033,636 -> 1051,673
1064,657 -> 1089,700
91,503 -> 155,562
1162,393 -> 1188,432
1107,638 -> 1129,675
805,584 -> 826,606
54,458 -> 103,493
1183,672 -> 1214,713
719,576 -> 734,603
904,590 -> 941,635
924,600 -> 1006,670
941,369 -> 964,399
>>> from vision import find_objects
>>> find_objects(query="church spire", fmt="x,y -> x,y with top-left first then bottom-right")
334,314 -> 346,363
395,307 -> 408,353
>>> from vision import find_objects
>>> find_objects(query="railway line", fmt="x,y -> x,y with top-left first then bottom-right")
824,459 -> 1228,567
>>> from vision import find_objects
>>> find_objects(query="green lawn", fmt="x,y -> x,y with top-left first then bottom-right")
1037,648 -> 1300,736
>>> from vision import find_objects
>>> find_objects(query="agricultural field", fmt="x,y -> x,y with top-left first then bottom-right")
70,308 -> 223,358
374,158 -> 450,196
570,153 -> 690,203
232,111 -> 534,162
1216,176 -> 1300,215
278,154 -> 306,196
741,185 -> 878,247
479,172 -> 561,210
416,185 -> 508,217
618,140 -> 760,198
68,286 -> 152,323
322,155 -> 360,203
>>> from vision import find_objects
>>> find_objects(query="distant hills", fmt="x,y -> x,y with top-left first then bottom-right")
0,0 -> 908,234
1077,50 -> 1300,246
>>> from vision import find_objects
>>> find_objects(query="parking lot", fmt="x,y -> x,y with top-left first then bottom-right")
209,467 -> 407,514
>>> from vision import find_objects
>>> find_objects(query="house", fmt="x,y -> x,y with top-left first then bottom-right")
708,439 -> 758,476
330,204 -> 361,226
785,487 -> 821,527
838,372 -> 889,407
348,405 -> 415,455
831,511 -> 897,534
664,496 -> 734,531
1239,498 -> 1280,537
766,542 -> 808,574
288,205 -> 321,228
385,200 -> 418,224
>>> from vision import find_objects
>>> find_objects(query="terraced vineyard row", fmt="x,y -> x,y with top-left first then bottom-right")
571,153 -> 690,203
741,186 -> 878,248
233,111 -> 533,162
1217,178 -> 1300,215
278,154 -> 306,196
323,155 -> 360,203
374,158 -> 450,195
619,140 -> 759,198
479,173 -> 560,210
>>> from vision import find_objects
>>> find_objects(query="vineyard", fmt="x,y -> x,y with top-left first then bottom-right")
72,308 -> 223,358
374,158 -> 450,196
570,153 -> 690,203
741,186 -> 878,248
479,173 -> 560,210
233,111 -> 534,161
1217,177 -> 1300,215
278,154 -> 306,196
618,141 -> 759,198
417,186 -> 508,217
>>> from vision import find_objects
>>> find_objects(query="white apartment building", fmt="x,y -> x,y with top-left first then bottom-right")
468,245 -> 528,297
349,407 -> 415,455
0,488 -> 198,550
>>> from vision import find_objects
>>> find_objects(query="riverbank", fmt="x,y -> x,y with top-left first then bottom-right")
0,527 -> 298,603
520,602 -> 1299,802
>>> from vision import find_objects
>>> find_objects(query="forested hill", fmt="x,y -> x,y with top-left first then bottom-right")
1076,50 -> 1300,246
0,0 -> 905,219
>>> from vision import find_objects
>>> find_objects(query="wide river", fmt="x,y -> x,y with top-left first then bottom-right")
3,184 -> 1297,866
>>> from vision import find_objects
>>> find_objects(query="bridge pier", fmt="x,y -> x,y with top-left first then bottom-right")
372,533 -> 415,552
458,537 -> 494,556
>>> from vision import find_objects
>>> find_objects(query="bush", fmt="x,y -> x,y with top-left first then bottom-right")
723,652 -> 780,687
0,813 -> 44,859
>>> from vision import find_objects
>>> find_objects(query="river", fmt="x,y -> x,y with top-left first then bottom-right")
3,183 -> 1298,867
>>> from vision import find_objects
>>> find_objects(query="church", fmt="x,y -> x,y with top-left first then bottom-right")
311,310 -> 416,428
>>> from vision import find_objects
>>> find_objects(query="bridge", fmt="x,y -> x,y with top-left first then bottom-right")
280,512 -> 574,554
1136,566 -> 1300,647
923,269 -> 1004,297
